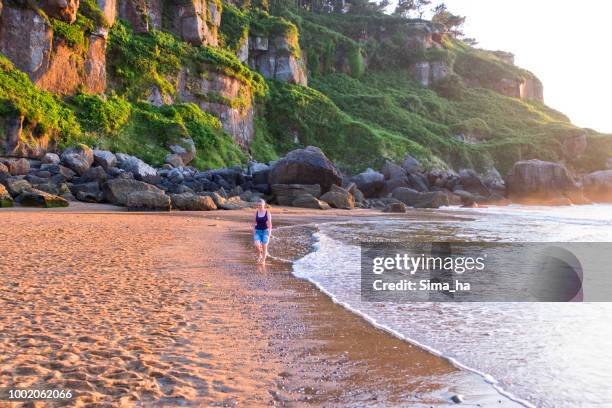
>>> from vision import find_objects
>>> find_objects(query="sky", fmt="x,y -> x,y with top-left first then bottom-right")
395,0 -> 612,133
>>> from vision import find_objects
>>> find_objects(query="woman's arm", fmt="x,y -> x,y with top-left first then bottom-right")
267,212 -> 272,232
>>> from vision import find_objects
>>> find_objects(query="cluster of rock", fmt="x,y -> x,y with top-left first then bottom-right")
2,142 -> 612,212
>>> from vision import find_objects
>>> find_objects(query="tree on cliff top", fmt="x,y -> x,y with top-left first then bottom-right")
431,3 -> 466,37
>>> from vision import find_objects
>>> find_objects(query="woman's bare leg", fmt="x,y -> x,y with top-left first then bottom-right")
261,243 -> 269,264
255,241 -> 262,262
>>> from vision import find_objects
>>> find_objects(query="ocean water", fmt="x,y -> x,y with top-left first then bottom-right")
291,204 -> 612,408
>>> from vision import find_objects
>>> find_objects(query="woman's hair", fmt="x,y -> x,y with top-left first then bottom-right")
258,199 -> 266,206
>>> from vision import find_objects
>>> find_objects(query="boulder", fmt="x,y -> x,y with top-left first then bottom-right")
77,166 -> 107,184
167,138 -> 196,165
126,191 -> 171,211
71,182 -> 103,203
320,185 -> 354,210
381,160 -> 406,180
61,145 -> 94,176
171,193 -> 217,211
351,169 -> 385,198
458,169 -> 491,197
383,202 -> 407,213
93,150 -> 117,170
407,173 -> 429,192
4,178 -> 32,197
201,191 -> 227,208
6,158 -> 30,175
382,176 -> 411,197
102,178 -> 164,206
583,170 -> 612,202
218,196 -> 250,210
115,153 -> 159,184
506,160 -> 583,204
0,184 -> 13,207
0,162 -> 8,177
392,187 -> 449,208
271,184 -> 321,206
268,146 -> 342,193
33,182 -> 60,196
16,188 -> 69,208
291,194 -> 331,210
401,154 -> 422,173
41,152 -> 60,165
164,153 -> 184,168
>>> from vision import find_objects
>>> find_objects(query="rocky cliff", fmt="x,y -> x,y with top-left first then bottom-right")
0,0 -> 610,179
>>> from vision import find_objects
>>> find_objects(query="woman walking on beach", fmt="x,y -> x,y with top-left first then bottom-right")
253,199 -> 272,264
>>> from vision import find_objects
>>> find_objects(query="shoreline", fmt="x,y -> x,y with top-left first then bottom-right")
0,205 -> 521,407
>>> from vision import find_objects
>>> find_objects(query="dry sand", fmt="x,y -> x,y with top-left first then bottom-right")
0,206 -> 520,407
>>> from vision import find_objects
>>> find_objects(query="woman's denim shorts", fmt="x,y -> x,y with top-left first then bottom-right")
254,229 -> 270,244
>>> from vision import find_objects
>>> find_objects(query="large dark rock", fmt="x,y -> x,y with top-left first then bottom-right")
392,187 -> 449,208
61,145 -> 94,176
93,150 -> 117,170
171,193 -> 217,211
291,194 -> 331,210
506,160 -> 583,204
351,169 -> 385,198
457,169 -> 491,197
401,154 -> 422,173
42,152 -> 60,165
320,184 -> 354,209
4,177 -> 31,197
381,160 -> 406,180
383,202 -> 407,213
77,166 -> 107,184
268,146 -> 341,193
71,182 -> 103,203
116,153 -> 160,184
583,170 -> 612,202
102,178 -> 164,206
5,158 -> 30,175
407,173 -> 429,192
16,188 -> 69,208
271,184 -> 321,206
126,191 -> 171,211
167,138 -> 196,165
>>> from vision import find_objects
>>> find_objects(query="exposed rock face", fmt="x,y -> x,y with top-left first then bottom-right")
165,0 -> 220,46
0,7 -> 52,81
410,60 -> 450,87
583,170 -> 612,202
96,0 -> 117,26
40,0 -> 80,22
268,146 -> 341,192
520,77 -> 544,101
0,4 -> 107,95
506,160 -> 583,204
248,35 -> 307,86
118,0 -> 162,33
177,69 -> 254,146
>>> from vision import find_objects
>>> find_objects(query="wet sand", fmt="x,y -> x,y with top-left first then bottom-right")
0,206 -> 519,407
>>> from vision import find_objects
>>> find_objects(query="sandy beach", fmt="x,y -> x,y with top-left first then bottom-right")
0,205 -> 519,407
